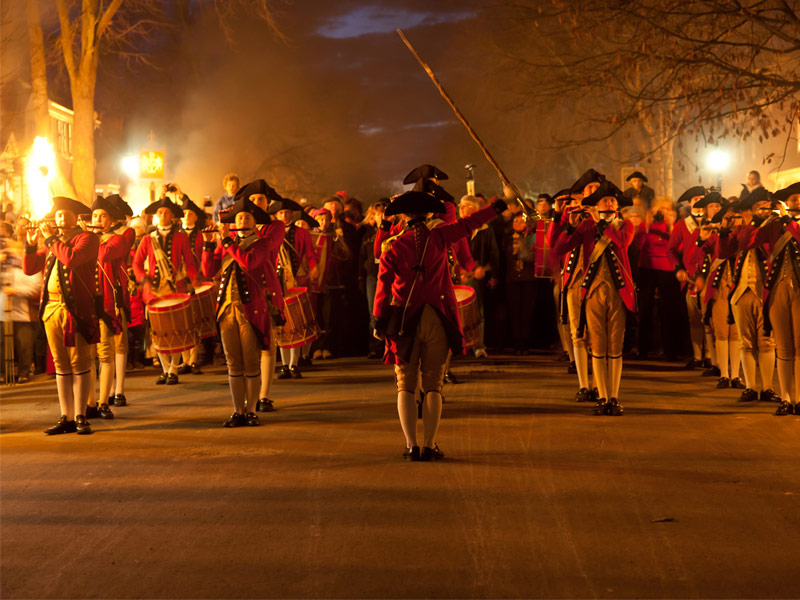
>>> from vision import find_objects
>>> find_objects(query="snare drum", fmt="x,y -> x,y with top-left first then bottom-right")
191,283 -> 216,340
148,294 -> 196,354
454,285 -> 480,350
276,287 -> 321,348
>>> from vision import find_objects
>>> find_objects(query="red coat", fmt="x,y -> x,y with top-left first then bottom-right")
555,217 -> 636,314
667,216 -> 705,288
97,232 -> 131,333
749,218 -> 800,329
256,221 -> 286,315
374,203 -> 501,364
202,234 -> 282,346
132,228 -> 198,305
549,211 -> 583,290
24,229 -> 100,346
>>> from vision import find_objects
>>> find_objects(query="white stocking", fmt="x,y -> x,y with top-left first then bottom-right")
758,350 -> 775,391
591,355 -> 608,400
608,356 -> 623,399
279,346 -> 290,366
72,372 -> 90,418
114,353 -> 126,396
716,340 -> 730,379
260,348 -> 275,398
88,362 -> 97,407
245,375 -> 260,413
705,332 -> 716,365
56,373 -> 74,419
289,347 -> 299,368
397,391 -> 418,448
99,361 -> 115,406
228,375 -> 245,413
776,358 -> 794,404
741,350 -> 757,389
574,343 -> 590,390
729,341 -> 741,379
422,391 -> 443,448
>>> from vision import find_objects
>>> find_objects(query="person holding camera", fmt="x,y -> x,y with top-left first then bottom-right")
635,199 -> 683,360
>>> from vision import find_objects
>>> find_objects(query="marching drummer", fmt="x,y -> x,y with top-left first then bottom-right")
202,195 -> 282,427
179,195 -> 209,375
373,187 -> 509,461
132,193 -> 199,385
230,179 -> 285,412
269,197 -> 319,379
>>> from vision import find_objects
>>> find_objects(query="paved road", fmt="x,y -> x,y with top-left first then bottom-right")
1,354 -> 798,598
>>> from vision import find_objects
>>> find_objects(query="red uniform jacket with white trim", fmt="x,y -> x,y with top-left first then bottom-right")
667,216 -> 705,289
132,227 -> 198,305
97,231 -> 131,333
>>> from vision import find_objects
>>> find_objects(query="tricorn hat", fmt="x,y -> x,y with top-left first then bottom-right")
773,181 -> 800,202
384,191 -> 446,217
181,195 -> 206,222
106,194 -> 133,219
236,179 -> 282,203
47,196 -> 90,219
299,211 -> 320,229
219,197 -> 271,225
268,197 -> 304,214
144,197 -> 184,218
569,168 -> 606,195
694,191 -> 724,209
677,186 -> 707,205
413,179 -> 454,204
552,188 -> 572,200
738,187 -> 771,211
626,171 -> 648,182
403,164 -> 449,184
92,195 -> 123,220
581,180 -> 629,207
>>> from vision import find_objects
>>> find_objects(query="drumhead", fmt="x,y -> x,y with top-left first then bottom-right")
194,283 -> 214,294
150,294 -> 190,309
284,287 -> 308,303
453,285 -> 475,303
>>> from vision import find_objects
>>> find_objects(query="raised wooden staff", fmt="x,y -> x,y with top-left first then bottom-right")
396,28 -> 538,220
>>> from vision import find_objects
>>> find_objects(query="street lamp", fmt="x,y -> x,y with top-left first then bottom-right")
121,155 -> 138,179
707,149 -> 729,190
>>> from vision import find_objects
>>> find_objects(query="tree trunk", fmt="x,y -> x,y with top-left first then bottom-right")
26,0 -> 49,138
70,79 -> 97,206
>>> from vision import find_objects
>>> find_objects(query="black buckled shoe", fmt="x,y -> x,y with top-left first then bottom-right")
738,388 -> 758,402
592,398 -> 609,415
717,377 -> 730,389
403,446 -> 421,461
44,416 -> 77,435
190,363 -> 203,375
166,373 -> 179,385
155,373 -> 168,385
775,401 -> 793,416
256,398 -> 275,412
607,398 -> 624,416
760,389 -> 781,403
575,387 -> 593,402
176,364 -> 191,375
98,403 -> 114,419
290,366 -> 302,379
277,365 -> 292,380
420,444 -> 444,461
245,412 -> 260,426
567,361 -> 577,374
443,370 -> 460,384
85,405 -> 101,419
701,357 -> 712,370
75,415 -> 93,435
730,377 -> 746,389
685,358 -> 703,369
113,394 -> 127,407
702,365 -> 721,377
223,413 -> 246,428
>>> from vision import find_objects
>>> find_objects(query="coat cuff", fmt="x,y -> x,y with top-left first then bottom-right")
25,243 -> 38,254
44,236 -> 58,248
379,220 -> 391,232
203,241 -> 216,252
221,237 -> 235,249
491,199 -> 508,215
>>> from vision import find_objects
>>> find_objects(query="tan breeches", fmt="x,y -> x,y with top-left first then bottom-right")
686,288 -> 704,331
731,290 -> 775,353
44,303 -> 93,374
769,281 -> 800,360
219,304 -> 261,377
710,295 -> 738,343
394,305 -> 449,394
97,315 -> 128,363
584,283 -> 626,358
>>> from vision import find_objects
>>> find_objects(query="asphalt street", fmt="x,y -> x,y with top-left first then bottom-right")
1,354 -> 798,599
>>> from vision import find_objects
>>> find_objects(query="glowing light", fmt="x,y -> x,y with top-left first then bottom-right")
121,156 -> 138,179
26,137 -> 56,219
707,150 -> 730,173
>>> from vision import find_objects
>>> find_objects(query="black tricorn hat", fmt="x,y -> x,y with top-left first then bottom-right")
677,186 -> 707,205
47,196 -> 90,219
219,197 -> 271,225
106,194 -> 133,219
236,179 -> 282,203
552,188 -> 572,200
738,187 -> 771,211
694,191 -> 723,209
299,211 -> 320,229
384,191 -> 446,217
403,164 -> 449,184
181,195 -> 206,222
268,197 -> 304,214
92,195 -> 123,220
773,181 -> 800,202
626,170 -> 648,182
569,168 -> 606,195
413,179 -> 454,204
144,197 -> 184,218
581,180 -> 629,207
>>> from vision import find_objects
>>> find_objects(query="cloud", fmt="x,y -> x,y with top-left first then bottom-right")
316,6 -> 476,39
